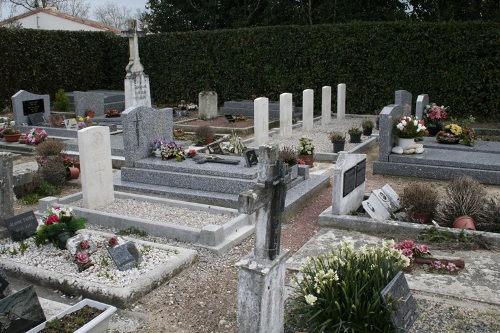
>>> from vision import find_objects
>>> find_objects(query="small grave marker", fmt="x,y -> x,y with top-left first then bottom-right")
22,99 -> 44,116
206,142 -> 224,155
224,114 -> 235,123
0,285 -> 46,332
27,113 -> 46,126
380,272 -> 418,332
4,211 -> 38,242
244,149 -> 258,167
107,241 -> 142,271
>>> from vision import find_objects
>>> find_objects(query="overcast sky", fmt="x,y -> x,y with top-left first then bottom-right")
90,0 -> 149,14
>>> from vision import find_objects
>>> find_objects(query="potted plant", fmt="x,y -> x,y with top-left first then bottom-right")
329,131 -> 346,153
394,116 -> 427,149
361,119 -> 374,136
2,118 -> 22,142
423,103 -> 448,135
194,125 -> 215,145
34,205 -> 87,249
27,298 -> 117,333
297,137 -> 314,168
400,183 -> 438,224
279,146 -> 299,179
347,127 -> 362,143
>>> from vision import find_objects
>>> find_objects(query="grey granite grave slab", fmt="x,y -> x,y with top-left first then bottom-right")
73,91 -> 105,117
11,90 -> 50,127
395,90 -> 412,117
122,106 -> 173,167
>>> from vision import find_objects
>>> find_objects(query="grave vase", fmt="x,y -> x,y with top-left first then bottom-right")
397,137 -> 415,150
298,154 -> 314,168
427,125 -> 440,136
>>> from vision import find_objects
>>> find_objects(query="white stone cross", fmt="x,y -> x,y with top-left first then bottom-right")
121,19 -> 145,75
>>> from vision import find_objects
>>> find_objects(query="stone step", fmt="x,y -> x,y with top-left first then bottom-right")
113,178 -> 240,208
120,167 -> 256,194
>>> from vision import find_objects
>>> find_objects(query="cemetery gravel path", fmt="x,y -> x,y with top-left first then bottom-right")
12,146 -> 500,333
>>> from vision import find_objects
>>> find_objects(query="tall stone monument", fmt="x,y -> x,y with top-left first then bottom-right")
122,19 -> 151,109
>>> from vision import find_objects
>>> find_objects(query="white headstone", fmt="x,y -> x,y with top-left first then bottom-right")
198,91 -> 218,120
321,86 -> 331,126
279,93 -> 293,138
332,152 -> 366,215
302,89 -> 314,131
254,97 -> 269,146
337,83 -> 346,120
122,19 -> 151,109
415,94 -> 429,120
78,126 -> 114,209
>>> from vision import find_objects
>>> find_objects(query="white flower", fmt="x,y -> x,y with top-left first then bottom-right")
396,123 -> 404,131
305,294 -> 317,305
413,120 -> 418,126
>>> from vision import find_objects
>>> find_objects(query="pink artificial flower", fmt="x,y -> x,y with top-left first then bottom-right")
80,240 -> 90,250
416,244 -> 429,254
45,215 -> 59,226
401,248 -> 414,258
432,260 -> 442,270
446,262 -> 458,272
400,240 -> 415,250
296,159 -> 305,165
76,252 -> 89,264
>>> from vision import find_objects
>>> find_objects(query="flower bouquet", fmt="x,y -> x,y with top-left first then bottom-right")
25,128 -> 48,145
160,141 -> 185,161
298,137 -> 314,155
393,240 -> 430,260
436,124 -> 462,144
34,205 -> 86,249
424,103 -> 448,131
394,116 -> 427,138
105,109 -> 121,118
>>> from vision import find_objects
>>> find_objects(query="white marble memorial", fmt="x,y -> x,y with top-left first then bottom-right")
321,86 -> 331,126
279,93 -> 293,138
337,83 -> 346,120
122,19 -> 151,109
302,89 -> 314,131
78,126 -> 114,209
254,97 -> 269,146
198,91 -> 218,120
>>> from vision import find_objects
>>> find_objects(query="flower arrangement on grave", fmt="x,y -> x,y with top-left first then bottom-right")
105,109 -> 121,117
234,114 -> 247,122
436,123 -> 462,144
298,137 -> 314,155
394,116 -> 427,138
34,205 -> 86,249
291,240 -> 409,332
150,138 -> 165,155
186,149 -> 198,158
160,141 -> 185,161
393,240 -> 430,260
329,131 -> 345,143
459,115 -> 475,146
430,260 -> 459,273
1,118 -> 21,136
25,128 -> 48,145
221,131 -> 245,155
278,146 -> 298,166
174,100 -> 198,111
424,103 -> 449,127
75,116 -> 92,130
295,158 -> 305,165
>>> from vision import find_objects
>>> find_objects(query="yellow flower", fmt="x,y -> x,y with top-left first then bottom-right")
445,124 -> 462,136
78,117 -> 83,121
86,116 -> 90,120
72,118 -> 76,121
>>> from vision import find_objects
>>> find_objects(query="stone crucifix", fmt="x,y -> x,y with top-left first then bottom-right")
121,19 -> 145,75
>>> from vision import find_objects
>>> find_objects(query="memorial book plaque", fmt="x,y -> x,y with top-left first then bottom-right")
244,149 -> 258,167
224,114 -> 235,123
22,99 -> 44,116
206,142 -> 224,155
380,272 -> 418,332
4,211 -> 38,241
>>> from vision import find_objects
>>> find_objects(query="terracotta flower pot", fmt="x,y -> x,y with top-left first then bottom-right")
66,166 -> 80,180
298,154 -> 314,168
3,133 -> 22,142
453,215 -> 476,230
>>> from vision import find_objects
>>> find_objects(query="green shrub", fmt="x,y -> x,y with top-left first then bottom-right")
21,193 -> 41,205
36,180 -> 62,197
35,139 -> 65,157
291,241 -> 409,332
53,88 -> 70,112
40,156 -> 67,186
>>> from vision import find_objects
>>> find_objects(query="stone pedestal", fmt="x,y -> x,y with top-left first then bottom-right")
198,91 -> 218,119
236,250 -> 290,333
124,72 -> 151,109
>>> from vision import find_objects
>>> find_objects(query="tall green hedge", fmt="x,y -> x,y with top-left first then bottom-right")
1,21 -> 499,120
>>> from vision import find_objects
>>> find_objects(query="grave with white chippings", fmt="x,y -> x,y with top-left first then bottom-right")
236,145 -> 290,333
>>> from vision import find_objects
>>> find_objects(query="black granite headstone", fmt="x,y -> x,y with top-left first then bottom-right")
380,272 -> 418,333
0,285 -> 46,333
22,99 -> 44,116
342,166 -> 356,197
224,114 -> 235,123
206,142 -> 224,155
107,241 -> 142,271
244,149 -> 258,167
4,211 -> 38,242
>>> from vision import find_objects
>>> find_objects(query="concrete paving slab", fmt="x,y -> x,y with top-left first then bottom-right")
287,228 -> 500,305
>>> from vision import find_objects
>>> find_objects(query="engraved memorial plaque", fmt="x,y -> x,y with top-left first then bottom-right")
244,149 -> 258,167
342,166 -> 356,197
22,99 -> 44,116
380,272 -> 418,332
206,142 -> 224,155
4,211 -> 38,242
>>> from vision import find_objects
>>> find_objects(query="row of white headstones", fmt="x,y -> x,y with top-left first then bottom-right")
253,84 -> 347,146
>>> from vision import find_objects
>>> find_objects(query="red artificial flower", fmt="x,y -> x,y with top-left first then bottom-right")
296,158 -> 305,165
45,214 -> 59,226
80,240 -> 90,250
76,252 -> 89,264
108,237 -> 118,247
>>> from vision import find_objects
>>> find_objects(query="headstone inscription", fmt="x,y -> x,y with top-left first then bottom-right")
380,272 -> 418,332
107,241 -> 143,271
22,99 -> 44,116
0,285 -> 46,333
342,159 -> 366,197
244,149 -> 258,167
4,211 -> 38,241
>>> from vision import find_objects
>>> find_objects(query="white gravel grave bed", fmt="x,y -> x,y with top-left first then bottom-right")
72,198 -> 234,228
0,234 -> 180,288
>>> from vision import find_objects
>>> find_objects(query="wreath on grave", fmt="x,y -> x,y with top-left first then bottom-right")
436,124 -> 462,144
34,205 -> 86,249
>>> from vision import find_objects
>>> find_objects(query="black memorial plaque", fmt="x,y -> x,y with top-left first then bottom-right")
224,114 -> 235,123
22,99 -> 44,116
107,241 -> 142,271
244,149 -> 258,167
206,142 -> 224,155
342,166 -> 357,197
4,211 -> 38,242
380,272 -> 418,333
355,159 -> 367,187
